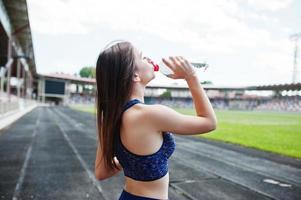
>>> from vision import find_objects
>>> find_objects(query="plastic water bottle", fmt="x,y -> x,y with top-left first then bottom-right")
150,58 -> 209,77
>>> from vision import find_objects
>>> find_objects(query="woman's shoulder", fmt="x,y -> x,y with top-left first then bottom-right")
122,103 -> 164,126
122,103 -> 174,127
122,103 -> 152,124
141,104 -> 173,118
123,103 -> 166,116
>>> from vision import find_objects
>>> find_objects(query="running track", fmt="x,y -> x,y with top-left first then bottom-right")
0,106 -> 300,200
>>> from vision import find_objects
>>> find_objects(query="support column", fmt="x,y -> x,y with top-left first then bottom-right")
6,39 -> 12,101
16,59 -> 21,98
22,64 -> 26,98
29,73 -> 33,99
0,67 -> 5,96
26,71 -> 30,99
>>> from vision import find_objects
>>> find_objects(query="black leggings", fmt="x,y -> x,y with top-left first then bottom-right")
118,189 -> 164,200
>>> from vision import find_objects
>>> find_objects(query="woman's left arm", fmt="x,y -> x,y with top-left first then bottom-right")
95,143 -> 123,180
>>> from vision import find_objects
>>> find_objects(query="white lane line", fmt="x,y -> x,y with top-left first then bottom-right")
55,108 -> 97,137
48,108 -> 108,200
176,143 -> 301,187
263,179 -> 279,185
169,183 -> 199,200
263,179 -> 292,188
173,149 -> 280,200
52,108 -> 96,140
12,108 -> 41,200
175,137 -> 301,186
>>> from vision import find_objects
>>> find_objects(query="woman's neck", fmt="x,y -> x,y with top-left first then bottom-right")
129,83 -> 146,103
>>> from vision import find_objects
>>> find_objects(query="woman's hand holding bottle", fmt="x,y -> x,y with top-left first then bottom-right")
161,56 -> 197,80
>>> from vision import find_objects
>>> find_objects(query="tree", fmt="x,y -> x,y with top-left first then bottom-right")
160,90 -> 172,98
79,66 -> 96,78
201,80 -> 213,85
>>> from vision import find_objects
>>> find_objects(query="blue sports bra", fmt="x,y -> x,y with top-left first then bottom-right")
114,99 -> 176,181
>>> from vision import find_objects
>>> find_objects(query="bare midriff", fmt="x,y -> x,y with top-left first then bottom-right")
124,172 -> 169,200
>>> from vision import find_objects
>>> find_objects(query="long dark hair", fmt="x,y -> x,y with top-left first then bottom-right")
95,40 -> 137,171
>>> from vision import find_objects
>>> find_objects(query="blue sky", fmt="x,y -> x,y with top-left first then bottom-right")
27,0 -> 300,87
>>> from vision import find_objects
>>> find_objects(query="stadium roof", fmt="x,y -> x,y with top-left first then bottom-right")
38,72 -> 301,92
39,72 -> 96,84
246,83 -> 301,91
0,0 -> 36,76
38,73 -> 250,90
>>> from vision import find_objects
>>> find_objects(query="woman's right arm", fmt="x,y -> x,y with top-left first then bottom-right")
185,73 -> 217,126
145,56 -> 217,135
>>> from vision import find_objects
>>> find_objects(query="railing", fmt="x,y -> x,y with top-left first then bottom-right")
0,93 -> 37,116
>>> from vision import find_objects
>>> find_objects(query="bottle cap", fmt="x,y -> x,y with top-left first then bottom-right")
153,63 -> 159,71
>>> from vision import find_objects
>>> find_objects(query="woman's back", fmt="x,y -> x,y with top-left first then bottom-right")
115,99 -> 176,199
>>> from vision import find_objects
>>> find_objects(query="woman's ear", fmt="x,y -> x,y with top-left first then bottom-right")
133,72 -> 141,82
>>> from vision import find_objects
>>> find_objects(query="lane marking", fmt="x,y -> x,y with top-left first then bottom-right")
52,108 -> 96,140
49,108 -> 109,200
176,143 -> 301,187
263,179 -> 292,188
175,137 -> 301,183
169,183 -> 199,200
263,179 -> 279,185
279,183 -> 292,187
12,108 -> 41,200
173,150 -> 277,200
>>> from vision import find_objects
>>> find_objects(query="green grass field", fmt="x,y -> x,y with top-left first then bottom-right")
69,104 -> 301,159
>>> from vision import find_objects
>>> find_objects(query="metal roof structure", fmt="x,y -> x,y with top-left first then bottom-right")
246,83 -> 301,91
0,0 -> 36,76
148,82 -> 301,91
38,72 -> 301,92
39,73 -> 96,84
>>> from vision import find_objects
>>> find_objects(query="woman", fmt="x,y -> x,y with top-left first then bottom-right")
94,40 -> 217,200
